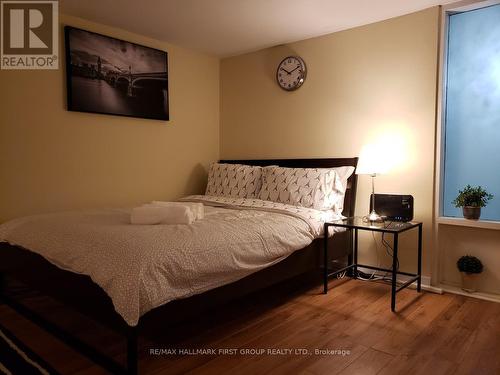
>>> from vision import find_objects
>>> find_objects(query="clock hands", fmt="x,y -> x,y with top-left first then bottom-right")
280,65 -> 301,75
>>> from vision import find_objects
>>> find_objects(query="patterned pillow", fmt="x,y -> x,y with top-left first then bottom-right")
259,166 -> 340,210
205,163 -> 262,199
330,166 -> 355,214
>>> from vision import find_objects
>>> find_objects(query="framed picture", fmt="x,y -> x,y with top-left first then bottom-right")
64,26 -> 169,121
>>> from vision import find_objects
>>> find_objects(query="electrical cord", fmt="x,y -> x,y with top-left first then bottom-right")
356,220 -> 400,284
356,231 -> 383,281
336,270 -> 347,279
337,220 -> 402,284
382,222 -> 399,272
378,222 -> 400,282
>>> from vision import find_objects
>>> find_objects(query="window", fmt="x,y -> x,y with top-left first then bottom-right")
442,2 -> 500,221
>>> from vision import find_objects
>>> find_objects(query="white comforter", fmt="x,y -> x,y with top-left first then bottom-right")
0,196 -> 341,326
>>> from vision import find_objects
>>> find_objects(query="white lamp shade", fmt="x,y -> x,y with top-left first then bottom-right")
356,143 -> 391,175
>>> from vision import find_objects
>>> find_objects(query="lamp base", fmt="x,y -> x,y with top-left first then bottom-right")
366,210 -> 384,223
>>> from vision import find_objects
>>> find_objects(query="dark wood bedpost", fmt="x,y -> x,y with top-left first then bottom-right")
127,326 -> 138,375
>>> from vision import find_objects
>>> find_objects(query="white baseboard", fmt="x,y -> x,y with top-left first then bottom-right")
438,283 -> 500,303
355,267 -> 500,302
356,267 -> 442,294
411,275 -> 443,294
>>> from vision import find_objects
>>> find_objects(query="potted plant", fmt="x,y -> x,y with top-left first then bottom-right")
457,255 -> 483,292
452,185 -> 493,220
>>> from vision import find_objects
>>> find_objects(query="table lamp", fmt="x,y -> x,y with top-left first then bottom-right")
356,145 -> 388,222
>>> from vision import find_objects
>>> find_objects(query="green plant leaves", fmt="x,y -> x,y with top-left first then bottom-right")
452,185 -> 493,208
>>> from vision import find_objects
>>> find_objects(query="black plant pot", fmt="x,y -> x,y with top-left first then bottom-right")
463,206 -> 481,220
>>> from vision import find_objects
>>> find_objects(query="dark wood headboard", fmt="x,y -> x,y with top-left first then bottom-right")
220,158 -> 359,218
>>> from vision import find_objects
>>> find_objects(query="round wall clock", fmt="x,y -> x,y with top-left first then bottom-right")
276,56 -> 307,91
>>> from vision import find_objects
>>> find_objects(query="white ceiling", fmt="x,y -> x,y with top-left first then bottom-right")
60,0 -> 457,57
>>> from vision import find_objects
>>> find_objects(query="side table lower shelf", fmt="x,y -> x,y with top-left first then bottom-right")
323,218 -> 423,312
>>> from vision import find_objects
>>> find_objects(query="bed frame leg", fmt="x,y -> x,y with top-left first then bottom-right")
127,327 -> 138,375
0,273 -> 4,303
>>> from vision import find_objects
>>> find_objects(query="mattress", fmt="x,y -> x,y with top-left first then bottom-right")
0,196 -> 342,326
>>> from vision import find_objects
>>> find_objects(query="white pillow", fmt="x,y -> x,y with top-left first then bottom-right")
329,166 -> 355,214
258,166 -> 334,210
258,165 -> 355,212
205,163 -> 262,199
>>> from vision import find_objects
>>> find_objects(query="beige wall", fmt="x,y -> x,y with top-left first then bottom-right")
439,225 -> 500,295
0,15 -> 220,221
2,8 -> 496,295
220,7 -> 440,276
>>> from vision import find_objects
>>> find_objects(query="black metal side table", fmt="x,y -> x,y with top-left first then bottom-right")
324,217 -> 423,312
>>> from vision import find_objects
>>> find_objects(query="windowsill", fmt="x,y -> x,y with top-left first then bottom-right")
437,216 -> 500,230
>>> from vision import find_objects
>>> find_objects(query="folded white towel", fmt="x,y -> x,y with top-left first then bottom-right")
130,205 -> 195,225
151,201 -> 204,220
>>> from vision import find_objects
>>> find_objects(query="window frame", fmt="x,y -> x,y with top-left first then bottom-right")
435,0 -> 500,229
432,0 -> 500,290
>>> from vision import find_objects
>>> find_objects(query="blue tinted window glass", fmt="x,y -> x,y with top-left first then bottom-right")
443,4 -> 500,220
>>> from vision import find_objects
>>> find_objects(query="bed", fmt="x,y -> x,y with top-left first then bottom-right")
0,157 -> 358,375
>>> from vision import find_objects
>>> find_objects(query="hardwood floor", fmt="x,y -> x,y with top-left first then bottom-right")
1,277 -> 499,375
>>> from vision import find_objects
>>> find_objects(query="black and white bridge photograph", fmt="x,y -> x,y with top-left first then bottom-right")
65,26 -> 169,121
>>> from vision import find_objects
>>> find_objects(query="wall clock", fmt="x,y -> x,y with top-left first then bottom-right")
276,56 -> 307,91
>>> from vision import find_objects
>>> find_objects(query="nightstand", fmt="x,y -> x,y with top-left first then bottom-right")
324,217 -> 422,312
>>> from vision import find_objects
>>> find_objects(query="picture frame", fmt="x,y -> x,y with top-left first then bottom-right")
64,26 -> 169,121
